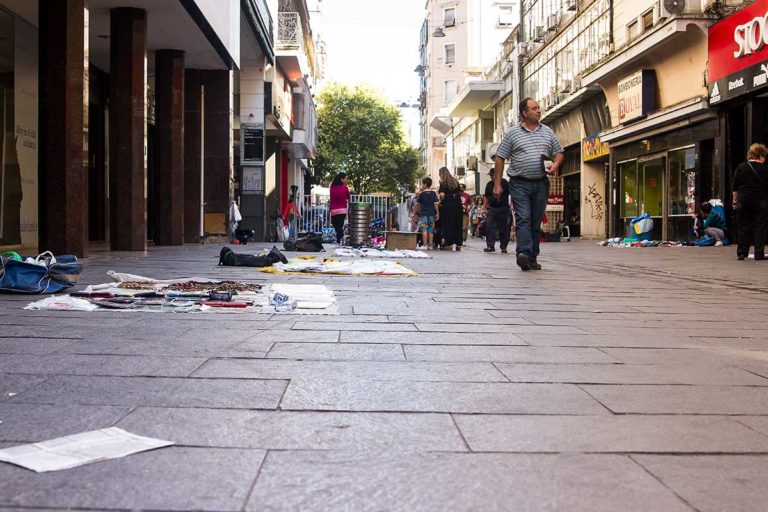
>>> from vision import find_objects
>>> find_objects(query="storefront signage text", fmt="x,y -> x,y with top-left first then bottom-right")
709,0 -> 768,103
617,70 -> 657,124
582,134 -> 609,161
546,194 -> 564,212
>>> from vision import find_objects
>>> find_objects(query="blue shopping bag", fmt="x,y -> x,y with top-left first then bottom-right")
0,252 -> 84,294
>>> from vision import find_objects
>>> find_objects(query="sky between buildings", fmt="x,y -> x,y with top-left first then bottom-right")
313,0 -> 424,146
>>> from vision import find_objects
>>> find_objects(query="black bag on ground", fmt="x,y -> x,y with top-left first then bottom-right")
283,233 -> 325,252
218,246 -> 287,267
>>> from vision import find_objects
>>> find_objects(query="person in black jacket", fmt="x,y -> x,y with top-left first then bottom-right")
483,168 -> 511,253
732,143 -> 768,260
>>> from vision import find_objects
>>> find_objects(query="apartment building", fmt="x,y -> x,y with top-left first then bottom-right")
418,0 -> 516,184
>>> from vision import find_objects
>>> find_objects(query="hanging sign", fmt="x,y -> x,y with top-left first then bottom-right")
617,70 -> 657,124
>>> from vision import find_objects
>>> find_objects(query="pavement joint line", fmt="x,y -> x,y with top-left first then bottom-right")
449,413 -> 473,452
185,358 -> 215,378
627,454 -> 701,512
575,384 -> 618,415
274,380 -> 292,411
490,362 -> 512,382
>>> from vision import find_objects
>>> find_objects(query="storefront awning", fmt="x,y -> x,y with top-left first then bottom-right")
446,81 -> 505,117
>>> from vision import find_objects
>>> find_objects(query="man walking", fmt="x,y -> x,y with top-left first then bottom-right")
492,97 -> 564,271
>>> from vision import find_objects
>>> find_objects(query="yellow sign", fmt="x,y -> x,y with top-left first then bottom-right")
582,135 -> 609,161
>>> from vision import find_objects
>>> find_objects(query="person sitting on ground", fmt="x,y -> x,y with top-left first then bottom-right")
695,202 -> 727,246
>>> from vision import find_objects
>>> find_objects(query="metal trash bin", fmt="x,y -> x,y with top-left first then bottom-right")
348,202 -> 372,247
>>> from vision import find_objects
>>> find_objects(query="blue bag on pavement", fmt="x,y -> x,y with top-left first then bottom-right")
0,252 -> 84,294
629,213 -> 653,241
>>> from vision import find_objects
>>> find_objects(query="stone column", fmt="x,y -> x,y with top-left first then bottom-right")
201,70 -> 233,235
109,8 -> 147,251
183,69 -> 202,243
38,0 -> 88,257
153,50 -> 185,245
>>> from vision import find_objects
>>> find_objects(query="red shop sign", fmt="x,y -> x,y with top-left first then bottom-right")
709,0 -> 768,83
547,194 -> 564,205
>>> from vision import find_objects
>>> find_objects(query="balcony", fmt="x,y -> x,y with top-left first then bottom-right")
275,12 -> 310,81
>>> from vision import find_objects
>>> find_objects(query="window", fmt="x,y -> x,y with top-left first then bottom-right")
627,20 -> 639,41
444,80 -> 457,102
642,9 -> 654,31
443,8 -> 456,28
498,6 -> 515,27
445,44 -> 456,65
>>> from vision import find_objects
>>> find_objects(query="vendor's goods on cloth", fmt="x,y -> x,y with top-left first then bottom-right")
25,271 -> 339,315
0,251 -> 83,294
0,427 -> 173,472
334,248 -> 431,259
262,257 -> 417,276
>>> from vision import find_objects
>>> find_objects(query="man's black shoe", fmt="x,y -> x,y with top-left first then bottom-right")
516,252 -> 530,271
529,260 -> 542,270
269,246 -> 288,264
737,254 -> 746,261
500,248 -> 508,254
483,247 -> 495,252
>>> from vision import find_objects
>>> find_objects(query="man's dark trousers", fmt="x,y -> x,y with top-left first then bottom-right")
510,177 -> 548,260
486,205 -> 510,250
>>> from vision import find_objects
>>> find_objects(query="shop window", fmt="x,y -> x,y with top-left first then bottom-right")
639,157 -> 664,217
627,20 -> 639,42
619,160 -> 638,219
668,146 -> 696,216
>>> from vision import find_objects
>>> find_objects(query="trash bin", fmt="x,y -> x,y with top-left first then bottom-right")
348,202 -> 372,247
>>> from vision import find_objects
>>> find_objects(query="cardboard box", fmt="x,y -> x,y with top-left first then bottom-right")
386,231 -> 418,250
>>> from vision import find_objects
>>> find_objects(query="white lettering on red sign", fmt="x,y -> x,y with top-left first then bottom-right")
733,9 -> 768,58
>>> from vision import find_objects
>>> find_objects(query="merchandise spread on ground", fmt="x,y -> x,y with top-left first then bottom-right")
262,257 -> 417,276
334,248 -> 431,259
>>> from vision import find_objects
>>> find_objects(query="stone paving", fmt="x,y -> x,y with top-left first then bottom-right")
1,238 -> 768,511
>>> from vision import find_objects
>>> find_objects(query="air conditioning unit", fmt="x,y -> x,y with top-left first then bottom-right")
572,75 -> 582,90
659,0 -> 698,18
533,26 -> 545,42
565,0 -> 578,11
518,42 -> 529,55
456,166 -> 466,177
559,79 -> 572,94
547,13 -> 560,31
467,155 -> 478,171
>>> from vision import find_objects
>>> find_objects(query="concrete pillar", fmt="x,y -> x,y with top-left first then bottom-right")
183,69 -> 202,243
38,0 -> 88,257
153,50 -> 185,245
201,70 -> 232,235
109,8 -> 147,251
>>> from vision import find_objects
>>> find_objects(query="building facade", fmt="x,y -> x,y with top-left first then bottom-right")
0,0 -> 320,256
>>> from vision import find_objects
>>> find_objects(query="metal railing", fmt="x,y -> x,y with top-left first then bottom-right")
277,12 -> 302,51
297,194 -> 391,235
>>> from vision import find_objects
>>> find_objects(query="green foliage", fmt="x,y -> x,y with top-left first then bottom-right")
314,83 -> 420,195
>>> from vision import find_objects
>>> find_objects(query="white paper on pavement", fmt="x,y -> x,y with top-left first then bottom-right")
0,427 -> 174,472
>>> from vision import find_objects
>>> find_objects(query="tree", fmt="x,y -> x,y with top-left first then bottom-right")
314,83 -> 420,195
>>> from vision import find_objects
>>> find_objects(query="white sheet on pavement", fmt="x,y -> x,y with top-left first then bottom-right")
268,259 -> 417,276
0,427 -> 173,472
334,248 -> 431,259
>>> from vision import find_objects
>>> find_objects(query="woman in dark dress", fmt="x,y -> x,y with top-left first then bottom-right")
732,143 -> 768,260
438,166 -> 464,251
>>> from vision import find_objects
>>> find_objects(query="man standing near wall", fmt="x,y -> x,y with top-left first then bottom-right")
493,97 -> 564,271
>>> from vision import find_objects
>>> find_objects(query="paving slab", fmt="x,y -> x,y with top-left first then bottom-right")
416,323 -> 588,334
0,403 -> 131,442
292,321 -> 417,332
633,455 -> 768,512
0,354 -> 207,377
245,451 -> 690,512
280,379 -> 606,414
0,447 -> 265,511
404,345 -> 618,364
193,359 -> 508,382
583,384 -> 768,414
340,330 -> 528,345
494,363 -> 768,385
118,407 -> 465,451
454,414 -> 768,453
9,375 -> 287,409
0,338 -> 79,355
600,347 -> 767,366
518,333 -> 707,349
267,342 -> 405,361
0,375 -> 48,402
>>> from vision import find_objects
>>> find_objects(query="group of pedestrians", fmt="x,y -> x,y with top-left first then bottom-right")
409,96 -> 564,270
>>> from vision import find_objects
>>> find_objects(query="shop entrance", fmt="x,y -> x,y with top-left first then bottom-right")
617,146 -> 698,240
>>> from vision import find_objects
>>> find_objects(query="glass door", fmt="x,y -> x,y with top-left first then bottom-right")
668,146 -> 697,241
639,155 -> 665,240
618,160 -> 638,236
